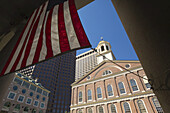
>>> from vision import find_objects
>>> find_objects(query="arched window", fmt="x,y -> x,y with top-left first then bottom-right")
118,82 -> 126,94
137,100 -> 147,113
152,97 -> 164,113
78,109 -> 82,113
3,102 -> 11,108
79,91 -> 83,102
123,102 -> 131,113
106,45 -> 109,50
88,108 -> 93,113
103,70 -> 112,76
14,104 -> 20,111
97,87 -> 102,99
24,107 -> 29,112
143,76 -> 151,89
111,104 -> 117,113
87,89 -> 92,100
101,46 -> 105,51
32,109 -> 36,113
107,85 -> 113,96
98,106 -> 104,113
130,79 -> 138,91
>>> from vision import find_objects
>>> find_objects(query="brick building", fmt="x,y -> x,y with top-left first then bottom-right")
70,40 -> 163,113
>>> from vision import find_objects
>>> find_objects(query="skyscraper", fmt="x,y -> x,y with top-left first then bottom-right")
32,51 -> 76,113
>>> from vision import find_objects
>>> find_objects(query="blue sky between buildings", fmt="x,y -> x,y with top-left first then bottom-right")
77,0 -> 138,60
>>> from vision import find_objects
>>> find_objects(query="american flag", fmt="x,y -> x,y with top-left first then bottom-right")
0,0 -> 91,76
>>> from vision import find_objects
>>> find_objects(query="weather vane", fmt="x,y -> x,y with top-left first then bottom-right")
101,37 -> 104,41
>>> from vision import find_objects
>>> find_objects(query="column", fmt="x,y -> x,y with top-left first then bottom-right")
71,88 -> 74,105
124,74 -> 132,95
104,104 -> 109,113
92,82 -> 96,102
130,99 -> 138,113
102,80 -> 107,100
143,97 -> 155,113
83,85 -> 86,103
113,77 -> 119,97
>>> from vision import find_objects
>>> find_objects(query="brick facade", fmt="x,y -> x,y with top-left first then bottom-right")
70,60 -> 163,113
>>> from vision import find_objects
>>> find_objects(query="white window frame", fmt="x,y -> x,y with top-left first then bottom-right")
33,100 -> 39,107
98,106 -> 105,113
25,97 -> 32,105
97,87 -> 103,100
7,91 -> 16,100
78,91 -> 83,103
130,79 -> 139,92
137,99 -> 148,113
107,84 -> 114,97
17,95 -> 25,103
118,82 -> 126,95
123,102 -> 132,113
110,104 -> 117,113
87,89 -> 92,101
40,102 -> 45,109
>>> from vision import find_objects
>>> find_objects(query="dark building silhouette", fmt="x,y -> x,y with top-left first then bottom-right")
32,51 -> 76,113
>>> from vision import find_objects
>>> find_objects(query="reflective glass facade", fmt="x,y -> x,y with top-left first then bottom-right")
32,51 -> 76,113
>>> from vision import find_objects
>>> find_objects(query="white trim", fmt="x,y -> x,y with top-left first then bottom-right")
40,102 -> 45,109
110,104 -> 117,113
73,67 -> 143,88
107,84 -> 114,97
78,91 -> 83,103
7,91 -> 16,100
25,97 -> 32,105
70,93 -> 155,110
33,100 -> 39,107
87,89 -> 92,101
17,95 -> 25,103
97,87 -> 103,99
123,102 -> 132,113
98,105 -> 105,113
118,82 -> 126,95
137,99 -> 148,113
130,79 -> 140,92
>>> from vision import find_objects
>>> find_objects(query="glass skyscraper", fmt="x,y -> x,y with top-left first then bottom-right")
32,51 -> 76,113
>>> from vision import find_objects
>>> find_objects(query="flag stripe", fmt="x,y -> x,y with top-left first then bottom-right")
15,6 -> 43,71
64,1 -> 80,49
26,2 -> 49,66
51,5 -> 61,55
45,7 -> 53,59
39,11 -> 49,61
20,3 -> 47,68
10,5 -> 44,72
1,10 -> 37,75
69,0 -> 90,47
58,3 -> 70,53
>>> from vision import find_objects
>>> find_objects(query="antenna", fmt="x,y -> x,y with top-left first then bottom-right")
101,37 -> 104,41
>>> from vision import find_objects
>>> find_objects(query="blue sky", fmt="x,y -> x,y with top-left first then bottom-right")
77,0 -> 138,60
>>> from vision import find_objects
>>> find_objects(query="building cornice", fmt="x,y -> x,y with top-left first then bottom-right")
72,66 -> 143,88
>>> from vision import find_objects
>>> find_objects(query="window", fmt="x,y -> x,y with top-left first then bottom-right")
30,84 -> 36,91
30,92 -> 33,96
14,77 -> 23,85
33,100 -> 39,107
14,104 -> 20,111
24,107 -> 29,112
106,45 -> 109,50
22,89 -> 26,94
78,109 -> 82,113
88,108 -> 93,113
37,88 -> 42,94
137,100 -> 147,113
98,106 -> 104,113
87,89 -> 92,100
103,70 -> 112,76
7,92 -> 16,100
101,46 -> 104,51
97,87 -> 102,99
13,86 -> 18,91
111,104 -> 117,113
107,85 -> 113,96
123,102 -> 131,113
40,102 -> 45,108
143,76 -> 151,89
79,91 -> 82,102
3,102 -> 11,108
118,82 -> 126,94
17,95 -> 25,102
43,90 -> 48,96
130,79 -> 139,91
32,109 -> 36,113
26,98 -> 32,105
22,81 -> 30,88
152,97 -> 164,113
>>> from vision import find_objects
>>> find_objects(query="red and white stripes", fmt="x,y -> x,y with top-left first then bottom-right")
1,0 -> 91,76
